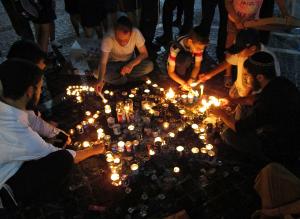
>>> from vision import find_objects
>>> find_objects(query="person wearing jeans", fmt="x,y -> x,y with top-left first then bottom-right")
96,16 -> 153,91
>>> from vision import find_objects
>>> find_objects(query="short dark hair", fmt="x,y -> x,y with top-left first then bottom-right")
7,40 -> 47,64
190,26 -> 209,45
115,16 -> 133,33
0,59 -> 43,100
244,51 -> 276,79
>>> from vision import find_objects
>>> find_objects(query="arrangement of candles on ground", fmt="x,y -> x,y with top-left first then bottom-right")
65,79 -> 220,187
66,85 -> 95,103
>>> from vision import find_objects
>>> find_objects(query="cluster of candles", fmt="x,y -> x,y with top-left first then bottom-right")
66,79 -> 220,187
66,85 -> 95,103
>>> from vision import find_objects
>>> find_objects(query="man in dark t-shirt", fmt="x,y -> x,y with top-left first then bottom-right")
210,51 -> 300,168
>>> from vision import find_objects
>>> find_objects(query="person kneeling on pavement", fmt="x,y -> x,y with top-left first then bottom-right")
0,59 -> 105,209
96,16 -> 154,93
209,51 -> 300,168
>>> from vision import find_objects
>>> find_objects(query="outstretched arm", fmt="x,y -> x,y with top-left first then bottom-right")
275,0 -> 289,17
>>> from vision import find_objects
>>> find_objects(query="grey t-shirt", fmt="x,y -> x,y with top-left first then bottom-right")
101,28 -> 145,62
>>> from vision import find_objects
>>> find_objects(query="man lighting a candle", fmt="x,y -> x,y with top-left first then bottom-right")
167,26 -> 209,91
209,52 -> 300,169
96,16 -> 154,93
0,60 -> 105,209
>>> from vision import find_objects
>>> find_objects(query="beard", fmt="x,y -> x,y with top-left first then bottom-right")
252,77 -> 261,92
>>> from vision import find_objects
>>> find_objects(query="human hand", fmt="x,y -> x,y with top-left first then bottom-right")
235,20 -> 245,30
219,98 -> 230,107
198,73 -> 210,83
95,81 -> 105,95
121,63 -> 134,75
180,83 -> 191,91
92,142 -> 106,155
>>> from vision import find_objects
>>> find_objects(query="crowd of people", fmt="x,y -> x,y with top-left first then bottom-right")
1,0 -> 300,218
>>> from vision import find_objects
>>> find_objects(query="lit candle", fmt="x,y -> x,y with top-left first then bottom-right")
89,87 -> 95,92
188,92 -> 194,104
117,141 -> 125,152
104,105 -> 111,114
85,111 -> 91,116
205,144 -> 214,150
179,109 -> 186,115
144,89 -> 150,94
162,122 -> 170,130
129,94 -> 135,98
152,83 -> 158,88
109,91 -> 114,96
146,79 -> 152,85
130,163 -> 139,171
106,152 -> 114,162
199,134 -> 206,140
160,88 -> 165,92
168,132 -> 175,138
166,88 -> 175,99
125,141 -> 132,152
82,141 -> 90,148
191,124 -> 199,130
154,137 -> 163,144
114,157 -> 121,164
93,114 -> 99,119
191,147 -> 200,154
76,124 -> 84,134
128,124 -> 135,131
88,118 -> 95,124
200,147 -> 207,154
149,149 -> 156,156
104,90 -> 110,94
200,84 -> 204,97
173,167 -> 180,173
181,94 -> 187,103
176,146 -> 184,152
208,150 -> 216,157
111,173 -> 120,181
69,129 -> 74,135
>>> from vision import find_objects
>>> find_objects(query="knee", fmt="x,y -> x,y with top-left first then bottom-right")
260,163 -> 283,178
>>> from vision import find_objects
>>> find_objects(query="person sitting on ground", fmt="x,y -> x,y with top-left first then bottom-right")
167,26 -> 209,91
96,16 -> 154,93
198,29 -> 280,98
209,51 -> 300,168
4,39 -> 69,147
0,59 -> 105,209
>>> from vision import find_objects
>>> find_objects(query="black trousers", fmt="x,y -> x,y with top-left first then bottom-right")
1,150 -> 74,207
198,0 -> 227,60
0,0 -> 34,40
162,0 -> 195,38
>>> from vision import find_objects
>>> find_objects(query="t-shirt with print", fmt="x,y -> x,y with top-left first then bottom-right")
233,0 -> 264,21
101,28 -> 145,62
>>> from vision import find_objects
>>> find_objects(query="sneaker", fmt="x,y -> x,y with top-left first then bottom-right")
51,40 -> 62,48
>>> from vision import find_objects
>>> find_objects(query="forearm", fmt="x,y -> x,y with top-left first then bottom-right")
206,62 -> 230,80
278,200 -> 300,215
129,53 -> 148,67
97,63 -> 106,82
168,68 -> 187,86
190,65 -> 201,80
230,95 -> 256,106
74,148 -> 96,163
225,0 -> 240,22
219,111 -> 236,132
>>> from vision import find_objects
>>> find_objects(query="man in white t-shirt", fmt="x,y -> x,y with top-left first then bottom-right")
96,16 -> 154,92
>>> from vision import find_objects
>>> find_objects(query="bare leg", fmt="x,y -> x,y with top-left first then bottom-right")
37,23 -> 51,52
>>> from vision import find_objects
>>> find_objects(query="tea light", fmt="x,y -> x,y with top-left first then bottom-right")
102,98 -> 108,104
111,173 -> 120,181
109,91 -> 114,96
200,127 -> 205,133
133,140 -> 139,147
149,149 -> 156,156
89,87 -> 95,92
69,129 -> 74,135
82,141 -> 90,148
106,152 -> 114,162
205,144 -> 214,150
104,135 -> 111,144
178,127 -> 184,132
130,163 -> 139,171
114,157 -> 121,164
188,92 -> 194,104
128,124 -> 135,131
93,114 -> 99,119
200,147 -> 207,154
181,94 -> 187,103
173,167 -> 180,173
162,122 -> 170,130
82,120 -> 88,126
146,79 -> 152,85
152,83 -> 158,88
125,141 -> 132,152
208,150 -> 216,157
168,132 -> 175,138
166,88 -> 175,99
144,89 -> 150,94
104,105 -> 112,114
199,134 -> 206,140
154,137 -> 163,144
160,88 -> 165,92
76,124 -> 84,134
88,118 -> 95,124
85,111 -> 91,116
129,94 -> 135,98
104,90 -> 110,94
176,146 -> 184,152
117,141 -> 125,152
191,147 -> 200,154
179,109 -> 186,115
191,124 -> 199,130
